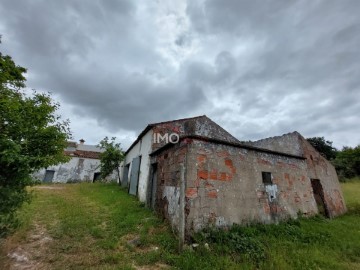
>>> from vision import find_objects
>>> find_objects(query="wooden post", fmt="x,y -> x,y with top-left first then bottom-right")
179,163 -> 185,252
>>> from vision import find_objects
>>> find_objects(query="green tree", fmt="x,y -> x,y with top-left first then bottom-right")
0,40 -> 71,236
306,137 -> 338,160
333,145 -> 360,180
98,137 -> 125,183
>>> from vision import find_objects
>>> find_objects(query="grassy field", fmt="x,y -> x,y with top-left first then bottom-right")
0,181 -> 359,270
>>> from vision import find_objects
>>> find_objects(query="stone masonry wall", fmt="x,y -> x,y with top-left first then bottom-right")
249,131 -> 346,217
299,137 -> 347,217
184,139 -> 318,235
155,141 -> 189,232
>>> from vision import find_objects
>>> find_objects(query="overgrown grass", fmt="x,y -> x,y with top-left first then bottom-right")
1,181 -> 359,269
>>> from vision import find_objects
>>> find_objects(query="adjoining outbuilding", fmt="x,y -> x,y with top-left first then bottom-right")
34,139 -> 116,183
121,116 -> 346,236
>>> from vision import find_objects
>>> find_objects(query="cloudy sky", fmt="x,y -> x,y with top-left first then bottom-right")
1,0 -> 359,149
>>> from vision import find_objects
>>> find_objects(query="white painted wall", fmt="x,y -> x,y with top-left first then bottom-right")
33,157 -> 117,183
122,129 -> 153,202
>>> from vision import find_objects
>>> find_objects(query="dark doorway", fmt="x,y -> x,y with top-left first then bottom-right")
43,170 -> 55,183
129,156 -> 141,196
122,163 -> 130,187
311,179 -> 329,217
93,172 -> 101,182
148,163 -> 158,209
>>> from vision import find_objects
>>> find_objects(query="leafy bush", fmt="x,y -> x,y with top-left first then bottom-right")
333,146 -> 360,180
0,39 -> 71,237
193,219 -> 331,265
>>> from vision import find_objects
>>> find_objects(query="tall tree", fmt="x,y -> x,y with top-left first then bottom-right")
306,137 -> 338,160
98,137 -> 125,183
333,146 -> 360,180
0,39 -> 71,236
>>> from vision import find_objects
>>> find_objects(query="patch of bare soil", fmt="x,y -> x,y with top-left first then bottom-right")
3,224 -> 53,270
33,186 -> 64,190
134,263 -> 170,270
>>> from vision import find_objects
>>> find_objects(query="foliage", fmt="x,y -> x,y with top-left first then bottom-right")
2,182 -> 360,269
306,136 -> 338,160
98,137 -> 125,182
0,41 -> 71,237
333,146 -> 360,180
306,135 -> 360,180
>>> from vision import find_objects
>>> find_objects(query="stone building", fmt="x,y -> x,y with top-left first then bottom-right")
34,139 -> 116,183
121,116 -> 346,236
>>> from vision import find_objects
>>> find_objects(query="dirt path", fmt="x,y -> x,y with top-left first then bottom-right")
2,223 -> 52,270
0,184 -> 172,269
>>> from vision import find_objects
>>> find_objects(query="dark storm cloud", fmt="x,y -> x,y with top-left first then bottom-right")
0,0 -> 206,134
186,0 -> 360,146
0,0 -> 359,147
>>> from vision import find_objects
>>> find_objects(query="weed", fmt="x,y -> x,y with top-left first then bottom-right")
1,181 -> 360,269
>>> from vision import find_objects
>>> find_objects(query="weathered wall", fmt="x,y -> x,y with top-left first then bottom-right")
153,138 -> 322,236
299,137 -> 347,217
183,139 -> 318,234
249,132 -> 346,217
155,141 -> 188,233
152,116 -> 239,151
34,157 -> 102,183
124,116 -> 239,203
122,129 -> 153,202
247,131 -> 303,156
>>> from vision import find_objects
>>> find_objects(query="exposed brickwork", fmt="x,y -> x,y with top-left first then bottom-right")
249,131 -> 346,218
207,190 -> 218,199
186,188 -> 198,199
151,123 -> 345,238
182,139 -> 323,235
198,170 -> 208,180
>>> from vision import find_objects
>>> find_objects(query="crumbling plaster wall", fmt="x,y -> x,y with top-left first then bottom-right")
122,129 -> 153,202
134,116 -> 239,204
34,157 -> 101,183
154,138 -> 321,236
155,142 -> 188,233
184,140 -> 318,234
299,137 -> 347,216
249,132 -> 346,217
247,131 -> 302,156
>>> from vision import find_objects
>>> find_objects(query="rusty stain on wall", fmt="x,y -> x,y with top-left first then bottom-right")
126,116 -> 346,237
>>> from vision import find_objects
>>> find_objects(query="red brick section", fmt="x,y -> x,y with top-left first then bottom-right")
197,156 -> 235,182
186,188 -> 198,199
209,169 -> 218,180
219,172 -> 232,181
207,190 -> 218,199
198,170 -> 209,179
197,154 -> 207,165
225,159 -> 236,174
